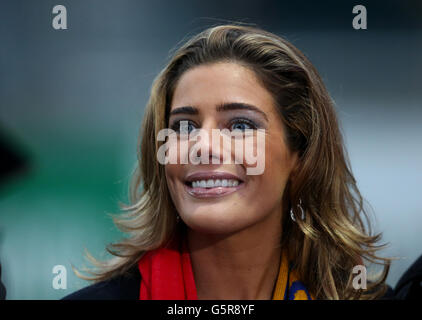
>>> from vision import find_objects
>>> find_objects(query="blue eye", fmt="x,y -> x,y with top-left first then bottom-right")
230,119 -> 257,131
171,120 -> 196,134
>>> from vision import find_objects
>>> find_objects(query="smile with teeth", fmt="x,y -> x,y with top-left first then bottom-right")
190,179 -> 240,188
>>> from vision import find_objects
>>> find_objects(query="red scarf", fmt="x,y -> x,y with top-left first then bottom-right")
138,235 -> 197,300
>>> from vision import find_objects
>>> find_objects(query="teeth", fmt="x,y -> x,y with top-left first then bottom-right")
206,179 -> 213,188
191,179 -> 241,188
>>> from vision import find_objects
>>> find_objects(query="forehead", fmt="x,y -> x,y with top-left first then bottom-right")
170,62 -> 276,113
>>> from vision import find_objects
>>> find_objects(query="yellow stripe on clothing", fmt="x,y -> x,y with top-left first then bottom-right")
272,251 -> 314,300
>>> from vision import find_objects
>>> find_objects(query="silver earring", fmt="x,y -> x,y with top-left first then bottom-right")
290,198 -> 305,222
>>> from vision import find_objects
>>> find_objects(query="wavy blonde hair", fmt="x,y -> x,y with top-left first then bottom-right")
76,24 -> 391,299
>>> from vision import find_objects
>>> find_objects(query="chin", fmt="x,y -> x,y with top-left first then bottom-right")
180,209 -> 249,235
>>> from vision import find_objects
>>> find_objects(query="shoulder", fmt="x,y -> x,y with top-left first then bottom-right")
62,265 -> 141,300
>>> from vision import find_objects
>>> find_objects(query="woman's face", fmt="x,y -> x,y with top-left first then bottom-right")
165,62 -> 298,234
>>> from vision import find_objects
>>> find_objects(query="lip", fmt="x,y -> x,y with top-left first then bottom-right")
183,171 -> 245,199
185,171 -> 244,183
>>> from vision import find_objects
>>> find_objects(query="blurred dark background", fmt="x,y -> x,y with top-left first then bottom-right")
0,0 -> 421,299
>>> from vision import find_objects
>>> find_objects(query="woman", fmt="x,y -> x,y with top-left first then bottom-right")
64,24 -> 391,300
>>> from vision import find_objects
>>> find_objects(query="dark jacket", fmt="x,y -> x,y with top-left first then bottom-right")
393,254 -> 422,299
62,266 -> 140,300
0,263 -> 6,300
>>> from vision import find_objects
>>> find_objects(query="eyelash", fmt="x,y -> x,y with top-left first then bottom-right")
170,120 -> 197,132
229,117 -> 259,131
169,118 -> 260,132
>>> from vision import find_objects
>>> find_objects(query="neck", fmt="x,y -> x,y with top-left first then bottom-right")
187,210 -> 283,300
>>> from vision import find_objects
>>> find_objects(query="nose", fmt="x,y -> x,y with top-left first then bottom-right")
189,120 -> 227,165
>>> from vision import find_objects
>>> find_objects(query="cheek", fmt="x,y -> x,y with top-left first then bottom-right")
240,131 -> 266,175
164,164 -> 182,202
165,163 -> 193,218
256,137 -> 293,200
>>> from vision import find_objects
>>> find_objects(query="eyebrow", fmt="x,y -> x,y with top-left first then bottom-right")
169,102 -> 269,122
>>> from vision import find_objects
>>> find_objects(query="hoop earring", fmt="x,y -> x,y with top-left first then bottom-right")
290,198 -> 305,222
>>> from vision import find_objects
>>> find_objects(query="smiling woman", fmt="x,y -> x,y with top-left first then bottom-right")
64,24 -> 391,300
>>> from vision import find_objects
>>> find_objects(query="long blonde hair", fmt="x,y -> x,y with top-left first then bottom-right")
77,24 -> 391,299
